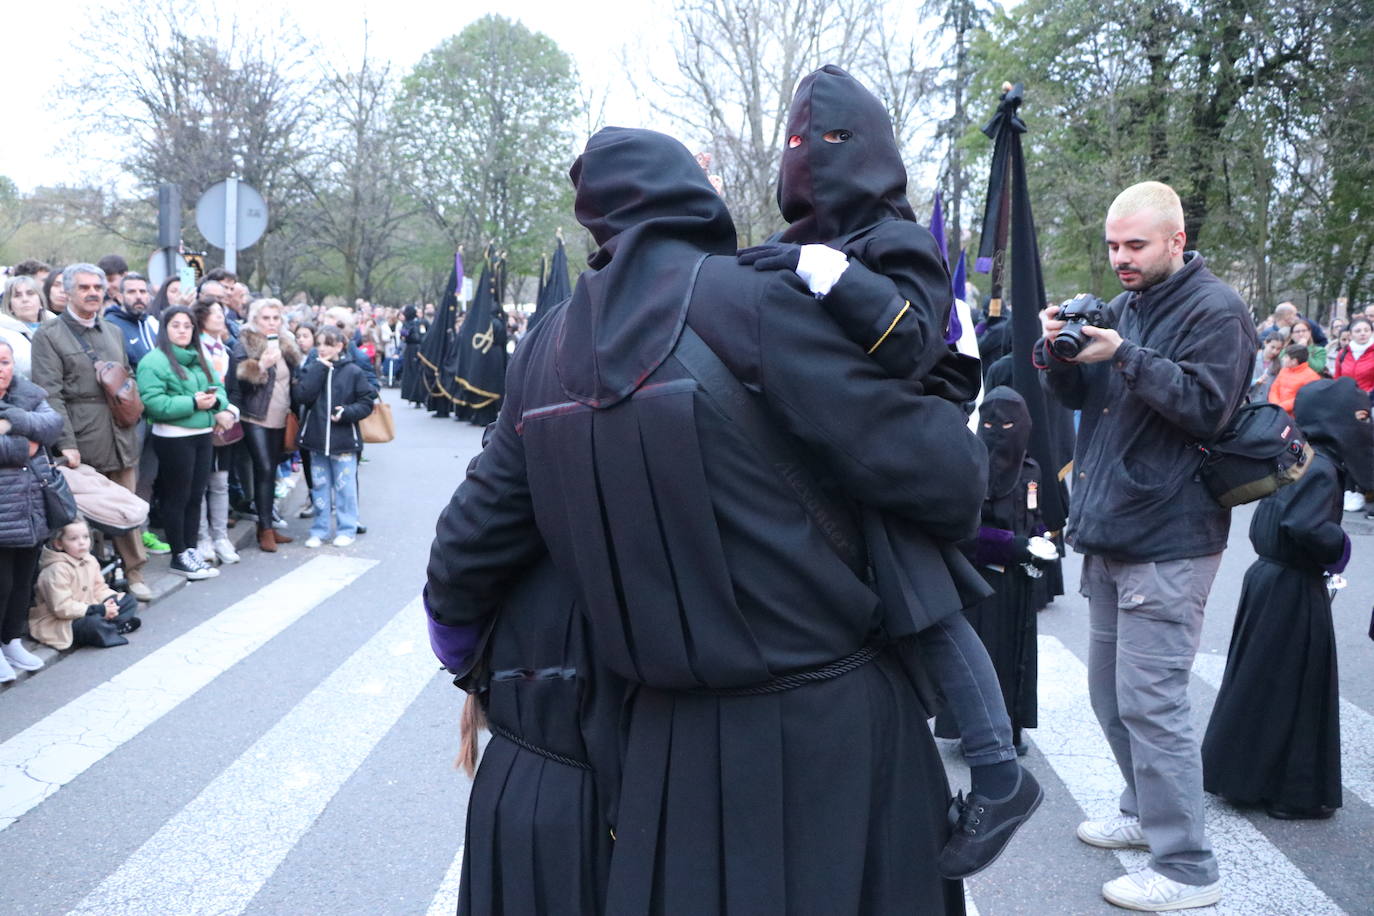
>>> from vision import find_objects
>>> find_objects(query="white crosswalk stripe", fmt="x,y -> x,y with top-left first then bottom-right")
69,595 -> 435,916
0,556 -> 376,832
1191,650 -> 1374,808
1034,635 -> 1346,915
427,846 -> 466,916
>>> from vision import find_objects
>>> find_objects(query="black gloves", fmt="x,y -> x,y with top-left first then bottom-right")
737,243 -> 802,272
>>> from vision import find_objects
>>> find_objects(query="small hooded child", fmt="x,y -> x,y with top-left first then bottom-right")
739,65 -> 1042,879
30,518 -> 140,650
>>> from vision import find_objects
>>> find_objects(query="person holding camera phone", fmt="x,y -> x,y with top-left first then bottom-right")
291,325 -> 376,548
1034,182 -> 1257,912
135,306 -> 231,580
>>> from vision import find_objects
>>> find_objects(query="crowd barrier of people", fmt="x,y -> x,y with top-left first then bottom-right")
0,257 -> 405,683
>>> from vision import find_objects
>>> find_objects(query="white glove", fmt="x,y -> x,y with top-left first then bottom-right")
795,244 -> 851,297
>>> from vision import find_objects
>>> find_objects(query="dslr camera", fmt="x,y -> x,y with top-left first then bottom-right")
1050,294 -> 1113,360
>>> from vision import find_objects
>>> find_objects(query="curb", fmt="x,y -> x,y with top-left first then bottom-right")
2,483 -> 300,693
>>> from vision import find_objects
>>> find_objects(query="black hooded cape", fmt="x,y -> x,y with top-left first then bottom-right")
417,263 -> 460,413
1203,378 -> 1371,811
445,252 -> 508,426
428,126 -> 978,915
777,65 -> 991,643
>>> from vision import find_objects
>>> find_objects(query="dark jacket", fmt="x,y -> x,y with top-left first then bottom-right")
29,312 -> 140,472
347,341 -> 379,390
231,328 -> 302,423
102,303 -> 159,367
0,376 -> 65,548
1036,252 -> 1257,562
291,357 -> 377,455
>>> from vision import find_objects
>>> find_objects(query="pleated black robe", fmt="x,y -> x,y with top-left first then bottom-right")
400,317 -> 429,406
458,557 -> 620,916
1202,455 -> 1345,811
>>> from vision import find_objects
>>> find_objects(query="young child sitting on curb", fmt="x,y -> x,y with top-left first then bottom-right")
30,518 -> 141,650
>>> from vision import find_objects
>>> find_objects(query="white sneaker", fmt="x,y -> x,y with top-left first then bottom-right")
1103,867 -> 1221,911
0,653 -> 15,683
1343,490 -> 1366,512
2,638 -> 43,672
1077,813 -> 1147,849
305,536 -> 323,548
332,535 -> 354,547
214,538 -> 241,565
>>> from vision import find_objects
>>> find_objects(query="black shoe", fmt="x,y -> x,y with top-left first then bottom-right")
1014,738 -> 1030,757
355,524 -> 367,535
938,768 -> 1043,879
297,505 -> 316,519
1266,803 -> 1336,820
117,617 -> 142,635
170,551 -> 217,580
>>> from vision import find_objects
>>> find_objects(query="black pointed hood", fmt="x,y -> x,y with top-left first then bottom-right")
558,127 -> 737,408
1295,378 -> 1374,492
778,65 -> 915,244
978,386 -> 1032,498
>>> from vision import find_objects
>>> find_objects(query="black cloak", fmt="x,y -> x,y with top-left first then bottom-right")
938,387 -> 1043,738
418,264 -> 460,413
428,127 -> 976,915
1203,378 -> 1370,812
399,305 -> 429,406
446,253 -> 508,426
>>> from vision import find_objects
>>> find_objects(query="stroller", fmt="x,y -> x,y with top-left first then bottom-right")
57,460 -> 150,592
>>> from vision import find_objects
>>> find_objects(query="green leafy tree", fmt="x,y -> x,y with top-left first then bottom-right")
393,15 -> 580,287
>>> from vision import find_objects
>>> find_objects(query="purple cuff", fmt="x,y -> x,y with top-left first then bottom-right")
425,595 -> 482,672
974,526 -> 1018,567
1323,533 -> 1352,575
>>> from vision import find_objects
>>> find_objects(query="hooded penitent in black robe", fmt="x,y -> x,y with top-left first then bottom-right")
1202,378 -> 1371,815
773,65 -> 990,651
447,255 -> 508,427
937,388 -> 1044,740
400,306 -> 429,406
419,265 -> 461,416
427,127 -> 986,915
457,555 -> 622,915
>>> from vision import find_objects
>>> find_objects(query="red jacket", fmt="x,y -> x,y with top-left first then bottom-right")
1333,345 -> 1374,393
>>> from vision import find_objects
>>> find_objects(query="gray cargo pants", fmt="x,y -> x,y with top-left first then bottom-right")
1082,552 -> 1222,886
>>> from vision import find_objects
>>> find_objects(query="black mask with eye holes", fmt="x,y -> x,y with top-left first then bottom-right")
1294,378 -> 1374,492
778,64 -> 916,244
977,386 -> 1032,498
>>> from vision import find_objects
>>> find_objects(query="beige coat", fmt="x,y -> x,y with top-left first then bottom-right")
29,313 -> 139,472
29,547 -> 117,651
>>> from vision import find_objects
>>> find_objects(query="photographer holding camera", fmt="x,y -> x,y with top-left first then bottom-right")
1035,182 -> 1257,912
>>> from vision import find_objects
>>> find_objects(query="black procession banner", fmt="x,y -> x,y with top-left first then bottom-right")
532,230 -> 571,328
975,83 -> 1073,531
447,246 -> 508,426
418,250 -> 462,412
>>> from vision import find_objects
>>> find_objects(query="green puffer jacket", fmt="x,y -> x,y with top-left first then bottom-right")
135,345 -> 227,430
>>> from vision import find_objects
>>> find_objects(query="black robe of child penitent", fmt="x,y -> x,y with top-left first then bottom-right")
937,388 -> 1044,739
428,128 -> 984,915
1202,378 -> 1371,813
457,557 -> 621,916
400,312 -> 429,406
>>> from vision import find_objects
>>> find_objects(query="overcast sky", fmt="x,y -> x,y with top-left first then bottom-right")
1,0 -> 677,192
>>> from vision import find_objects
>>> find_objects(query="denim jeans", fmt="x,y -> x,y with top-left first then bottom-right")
309,451 -> 358,539
917,613 -> 1017,767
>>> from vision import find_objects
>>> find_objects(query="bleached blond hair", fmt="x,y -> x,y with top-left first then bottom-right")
1107,181 -> 1185,235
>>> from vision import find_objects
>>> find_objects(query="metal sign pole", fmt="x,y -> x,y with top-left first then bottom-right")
158,184 -> 181,286
224,177 -> 239,274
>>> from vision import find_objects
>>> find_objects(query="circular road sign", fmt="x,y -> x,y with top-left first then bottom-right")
195,179 -> 269,250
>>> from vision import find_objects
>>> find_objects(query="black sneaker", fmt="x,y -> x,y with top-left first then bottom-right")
117,617 -> 142,635
170,551 -> 216,580
938,768 -> 1043,879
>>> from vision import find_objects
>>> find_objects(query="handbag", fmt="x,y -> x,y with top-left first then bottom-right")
359,400 -> 395,444
282,411 -> 300,453
212,420 -> 244,447
63,321 -> 144,428
1193,402 -> 1313,508
31,455 -> 79,530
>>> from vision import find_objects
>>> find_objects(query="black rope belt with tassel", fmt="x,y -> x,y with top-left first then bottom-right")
486,721 -> 593,771
687,643 -> 883,697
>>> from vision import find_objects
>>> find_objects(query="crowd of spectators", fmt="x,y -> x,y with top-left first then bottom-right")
1249,300 -> 1374,513
0,256 -> 397,683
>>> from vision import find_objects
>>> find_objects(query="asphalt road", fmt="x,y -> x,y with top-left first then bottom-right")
1,388 -> 1369,915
